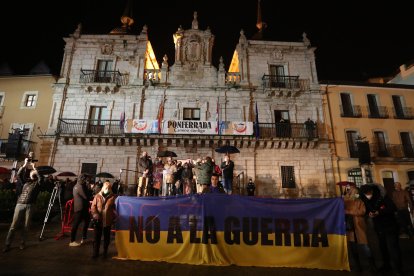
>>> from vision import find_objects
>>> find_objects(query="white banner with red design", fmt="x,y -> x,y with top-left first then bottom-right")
124,119 -> 253,136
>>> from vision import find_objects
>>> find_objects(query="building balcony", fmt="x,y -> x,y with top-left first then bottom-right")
143,69 -> 161,85
340,105 -> 362,118
255,123 -> 318,140
225,72 -> 241,86
79,69 -> 128,86
371,143 -> 414,159
367,106 -> 389,119
393,107 -> 414,120
56,119 -> 319,149
0,139 -> 37,160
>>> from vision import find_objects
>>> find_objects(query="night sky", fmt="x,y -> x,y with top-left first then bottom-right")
1,0 -> 413,81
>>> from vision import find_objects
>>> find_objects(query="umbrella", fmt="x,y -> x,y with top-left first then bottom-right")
56,171 -> 77,177
336,181 -> 356,187
0,167 -> 11,174
157,150 -> 177,157
96,172 -> 115,178
215,145 -> 240,154
36,166 -> 57,175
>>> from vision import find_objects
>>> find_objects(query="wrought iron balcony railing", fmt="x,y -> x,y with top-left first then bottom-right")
58,119 -> 124,136
0,139 -> 37,159
340,105 -> 362,118
262,75 -> 300,90
371,143 -> 414,158
368,106 -> 389,119
79,69 -> 128,86
393,107 -> 414,119
58,119 -> 318,140
255,123 -> 318,140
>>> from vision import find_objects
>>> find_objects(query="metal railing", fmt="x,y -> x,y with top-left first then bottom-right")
368,106 -> 389,118
225,72 -> 241,85
371,143 -> 414,158
393,107 -> 414,119
262,75 -> 300,89
0,139 -> 36,160
340,105 -> 362,118
255,122 -> 318,139
58,119 -> 124,135
79,69 -> 128,86
234,172 -> 245,195
58,119 -> 318,140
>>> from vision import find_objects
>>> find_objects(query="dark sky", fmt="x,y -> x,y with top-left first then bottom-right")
1,0 -> 413,81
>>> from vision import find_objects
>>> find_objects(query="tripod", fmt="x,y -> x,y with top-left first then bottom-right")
39,182 -> 63,241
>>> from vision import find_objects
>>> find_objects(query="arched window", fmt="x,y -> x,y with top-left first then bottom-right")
348,168 -> 372,186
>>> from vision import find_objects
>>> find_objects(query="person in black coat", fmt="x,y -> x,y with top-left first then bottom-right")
69,174 -> 91,247
220,155 -> 234,195
360,184 -> 403,275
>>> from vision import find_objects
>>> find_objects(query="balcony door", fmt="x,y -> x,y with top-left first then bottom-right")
401,132 -> 414,158
374,131 -> 388,157
346,130 -> 359,158
269,65 -> 285,88
367,94 -> 379,118
274,110 -> 291,137
392,95 -> 404,118
340,93 -> 354,117
88,106 -> 108,134
96,60 -> 113,83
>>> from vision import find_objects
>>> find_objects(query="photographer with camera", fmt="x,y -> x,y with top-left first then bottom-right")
360,184 -> 403,275
3,158 -> 43,253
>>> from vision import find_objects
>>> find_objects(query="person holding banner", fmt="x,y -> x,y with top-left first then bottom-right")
202,173 -> 225,194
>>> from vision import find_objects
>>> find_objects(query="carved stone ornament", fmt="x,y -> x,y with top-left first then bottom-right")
101,44 -> 113,55
185,36 -> 202,62
272,49 -> 283,60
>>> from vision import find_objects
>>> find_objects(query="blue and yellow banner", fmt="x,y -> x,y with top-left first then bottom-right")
115,195 -> 349,270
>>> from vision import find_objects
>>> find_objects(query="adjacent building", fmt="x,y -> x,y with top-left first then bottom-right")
0,64 -> 56,168
321,81 -> 414,193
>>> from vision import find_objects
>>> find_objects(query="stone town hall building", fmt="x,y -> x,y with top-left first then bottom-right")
41,9 -> 334,197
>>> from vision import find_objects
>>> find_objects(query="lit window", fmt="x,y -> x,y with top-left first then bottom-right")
25,94 -> 37,107
21,91 -> 38,109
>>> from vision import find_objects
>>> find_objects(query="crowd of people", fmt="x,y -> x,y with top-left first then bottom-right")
343,181 -> 414,275
136,151 -> 236,197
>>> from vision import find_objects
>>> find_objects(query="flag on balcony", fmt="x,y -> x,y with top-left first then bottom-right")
255,102 -> 260,139
157,100 -> 164,134
120,111 -> 125,130
216,97 -> 221,135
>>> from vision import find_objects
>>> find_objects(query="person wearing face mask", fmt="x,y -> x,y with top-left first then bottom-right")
344,185 -> 375,272
360,184 -> 402,275
90,181 -> 117,258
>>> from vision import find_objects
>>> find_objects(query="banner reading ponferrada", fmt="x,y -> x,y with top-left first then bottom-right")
115,195 -> 349,270
124,119 -> 254,135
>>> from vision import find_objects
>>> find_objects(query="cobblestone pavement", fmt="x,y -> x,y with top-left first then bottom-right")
1,216 -> 413,276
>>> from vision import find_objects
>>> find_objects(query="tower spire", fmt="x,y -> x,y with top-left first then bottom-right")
256,0 -> 263,31
110,0 -> 135,34
252,0 -> 266,40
